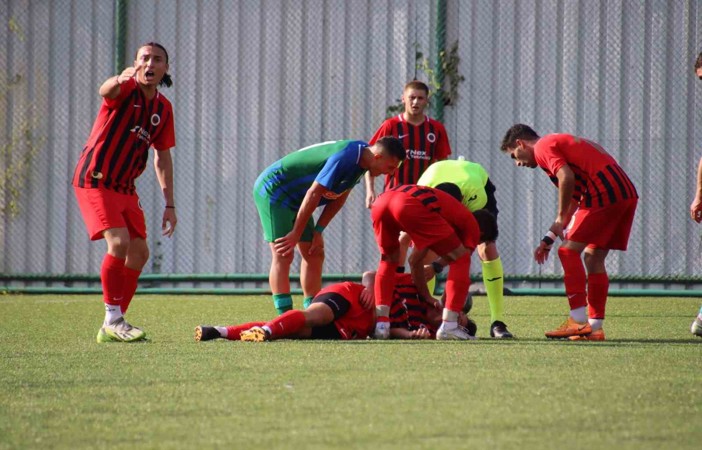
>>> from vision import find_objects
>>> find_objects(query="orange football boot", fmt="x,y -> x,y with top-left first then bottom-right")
545,317 -> 592,339
569,329 -> 605,341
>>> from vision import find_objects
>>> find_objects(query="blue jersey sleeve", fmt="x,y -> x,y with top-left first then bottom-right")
315,140 -> 367,191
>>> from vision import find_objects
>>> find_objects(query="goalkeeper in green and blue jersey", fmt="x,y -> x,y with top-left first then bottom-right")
417,158 -> 514,338
254,138 -> 405,314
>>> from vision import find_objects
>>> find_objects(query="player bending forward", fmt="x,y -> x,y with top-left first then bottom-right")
500,124 -> 638,341
371,183 -> 499,340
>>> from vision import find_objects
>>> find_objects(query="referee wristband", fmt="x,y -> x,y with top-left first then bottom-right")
314,224 -> 326,233
541,231 -> 556,247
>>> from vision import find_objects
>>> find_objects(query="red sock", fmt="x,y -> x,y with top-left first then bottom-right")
265,310 -> 307,339
587,272 -> 609,319
120,267 -> 141,313
374,260 -> 398,309
225,322 -> 266,340
100,254 -> 125,306
557,247 -> 587,310
444,254 -> 471,312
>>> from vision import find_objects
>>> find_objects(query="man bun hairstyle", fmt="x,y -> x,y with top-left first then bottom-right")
138,42 -> 173,88
433,182 -> 463,202
376,136 -> 406,161
500,124 -> 539,152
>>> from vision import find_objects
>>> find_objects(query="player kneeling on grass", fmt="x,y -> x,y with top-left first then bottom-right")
195,271 -> 475,342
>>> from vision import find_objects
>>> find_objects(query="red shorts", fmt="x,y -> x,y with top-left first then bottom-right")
314,282 -> 375,339
566,198 -> 637,250
371,190 -> 462,256
73,187 -> 147,241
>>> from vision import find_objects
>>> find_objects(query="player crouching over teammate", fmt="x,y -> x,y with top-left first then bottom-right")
371,183 -> 499,340
195,271 -> 476,342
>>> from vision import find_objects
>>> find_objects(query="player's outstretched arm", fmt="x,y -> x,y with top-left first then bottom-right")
99,63 -> 144,99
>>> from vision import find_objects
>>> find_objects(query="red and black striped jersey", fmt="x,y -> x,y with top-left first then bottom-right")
534,134 -> 638,208
369,115 -> 451,190
389,273 -> 436,334
386,184 -> 481,251
72,77 -> 176,194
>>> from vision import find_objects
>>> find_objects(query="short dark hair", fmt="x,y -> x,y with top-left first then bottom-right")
434,182 -> 463,202
500,124 -> 540,152
138,42 -> 173,88
375,136 -> 406,161
472,209 -> 498,243
695,52 -> 702,71
404,80 -> 429,95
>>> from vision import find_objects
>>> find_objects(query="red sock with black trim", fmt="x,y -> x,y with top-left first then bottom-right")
587,272 -> 609,319
265,310 -> 307,339
225,322 -> 266,340
557,247 -> 587,310
120,267 -> 141,314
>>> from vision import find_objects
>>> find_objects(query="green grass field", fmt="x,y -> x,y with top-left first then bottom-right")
1,293 -> 700,450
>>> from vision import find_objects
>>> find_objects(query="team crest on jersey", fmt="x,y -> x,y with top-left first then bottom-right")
151,114 -> 161,127
427,133 -> 436,143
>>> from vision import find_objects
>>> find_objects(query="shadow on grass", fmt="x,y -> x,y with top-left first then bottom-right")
233,337 -> 702,346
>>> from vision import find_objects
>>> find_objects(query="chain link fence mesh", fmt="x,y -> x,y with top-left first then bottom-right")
2,0 -> 702,285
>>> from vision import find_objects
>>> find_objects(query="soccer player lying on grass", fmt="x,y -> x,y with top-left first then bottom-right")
195,271 -> 475,342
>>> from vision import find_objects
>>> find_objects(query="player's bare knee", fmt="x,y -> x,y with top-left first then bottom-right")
303,303 -> 334,326
302,249 -> 324,267
272,251 -> 294,269
106,236 -> 130,257
583,251 -> 607,273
